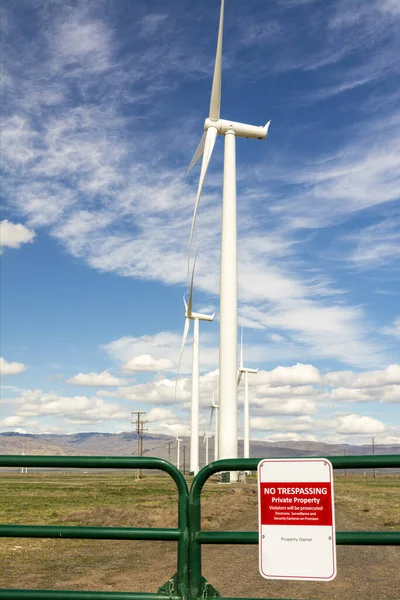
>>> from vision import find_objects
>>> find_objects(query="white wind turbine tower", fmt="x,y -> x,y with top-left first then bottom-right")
203,431 -> 212,467
209,392 -> 219,462
177,256 -> 215,475
176,437 -> 183,471
237,327 -> 258,466
186,0 -> 270,481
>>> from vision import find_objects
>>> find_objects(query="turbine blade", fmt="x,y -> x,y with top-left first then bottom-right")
187,249 -> 199,317
187,132 -> 206,176
175,317 -> 191,399
187,126 -> 218,283
209,406 -> 215,431
237,370 -> 243,387
209,0 -> 225,120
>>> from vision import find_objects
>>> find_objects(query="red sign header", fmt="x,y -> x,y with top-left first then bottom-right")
260,481 -> 333,526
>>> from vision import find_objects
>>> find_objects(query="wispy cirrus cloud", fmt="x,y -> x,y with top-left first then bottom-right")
381,317 -> 400,340
345,218 -> 400,269
1,0 -> 398,373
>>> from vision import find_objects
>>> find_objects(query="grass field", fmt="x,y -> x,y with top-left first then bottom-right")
0,472 -> 399,596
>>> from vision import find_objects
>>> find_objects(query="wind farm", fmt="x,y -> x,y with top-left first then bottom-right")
1,0 -> 399,596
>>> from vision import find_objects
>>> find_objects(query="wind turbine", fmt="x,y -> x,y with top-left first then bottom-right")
209,392 -> 219,461
176,437 -> 183,471
237,327 -> 258,466
177,256 -> 215,476
186,0 -> 270,481
203,431 -> 212,467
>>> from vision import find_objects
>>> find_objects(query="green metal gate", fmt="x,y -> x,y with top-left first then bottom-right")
0,454 -> 399,600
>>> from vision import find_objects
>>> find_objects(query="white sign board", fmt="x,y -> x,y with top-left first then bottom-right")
258,458 -> 336,581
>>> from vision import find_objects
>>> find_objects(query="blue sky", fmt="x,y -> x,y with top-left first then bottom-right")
1,0 -> 399,445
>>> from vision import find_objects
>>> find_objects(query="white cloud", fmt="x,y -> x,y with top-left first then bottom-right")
0,416 -> 24,427
66,370 -> 128,387
325,388 -> 374,403
256,364 -> 321,387
267,333 -> 286,343
322,370 -> 357,387
12,389 -> 129,423
241,301 -> 386,369
0,220 -> 35,249
122,354 -> 174,373
251,384 -> 317,398
54,16 -> 112,73
322,384 -> 400,404
97,377 -> 190,406
147,407 -> 177,422
104,333 -> 218,375
334,414 -> 386,435
322,364 -> 400,388
350,364 -> 400,388
0,357 -> 27,376
252,397 -> 317,416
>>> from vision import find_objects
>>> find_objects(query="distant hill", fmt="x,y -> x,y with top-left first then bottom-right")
1,431 -> 398,470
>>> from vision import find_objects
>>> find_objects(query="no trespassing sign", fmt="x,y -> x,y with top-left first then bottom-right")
258,458 -> 337,581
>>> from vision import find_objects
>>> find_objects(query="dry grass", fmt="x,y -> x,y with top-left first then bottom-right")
0,472 -> 398,596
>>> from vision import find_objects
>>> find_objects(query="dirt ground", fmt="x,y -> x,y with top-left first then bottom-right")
1,475 -> 399,599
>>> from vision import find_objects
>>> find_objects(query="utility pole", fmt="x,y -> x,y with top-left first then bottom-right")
131,411 -> 147,479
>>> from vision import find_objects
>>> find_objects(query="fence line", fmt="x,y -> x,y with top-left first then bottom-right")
0,454 -> 399,600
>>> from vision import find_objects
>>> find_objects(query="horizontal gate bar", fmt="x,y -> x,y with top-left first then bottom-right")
196,531 -> 400,545
0,592 -> 179,600
0,525 -> 180,541
193,454 -> 400,487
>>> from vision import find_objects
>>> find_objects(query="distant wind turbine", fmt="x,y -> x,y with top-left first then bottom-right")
203,431 -> 212,467
177,256 -> 214,475
237,328 -> 258,465
209,392 -> 219,462
186,0 -> 270,480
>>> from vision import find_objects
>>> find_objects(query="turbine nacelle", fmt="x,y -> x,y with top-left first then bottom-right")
187,310 -> 215,322
204,118 -> 270,140
239,367 -> 258,375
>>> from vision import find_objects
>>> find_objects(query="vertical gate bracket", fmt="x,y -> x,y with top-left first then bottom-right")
158,573 -> 177,598
200,576 -> 220,598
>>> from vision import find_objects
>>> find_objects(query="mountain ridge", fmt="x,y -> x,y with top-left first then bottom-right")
1,431 -> 398,462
